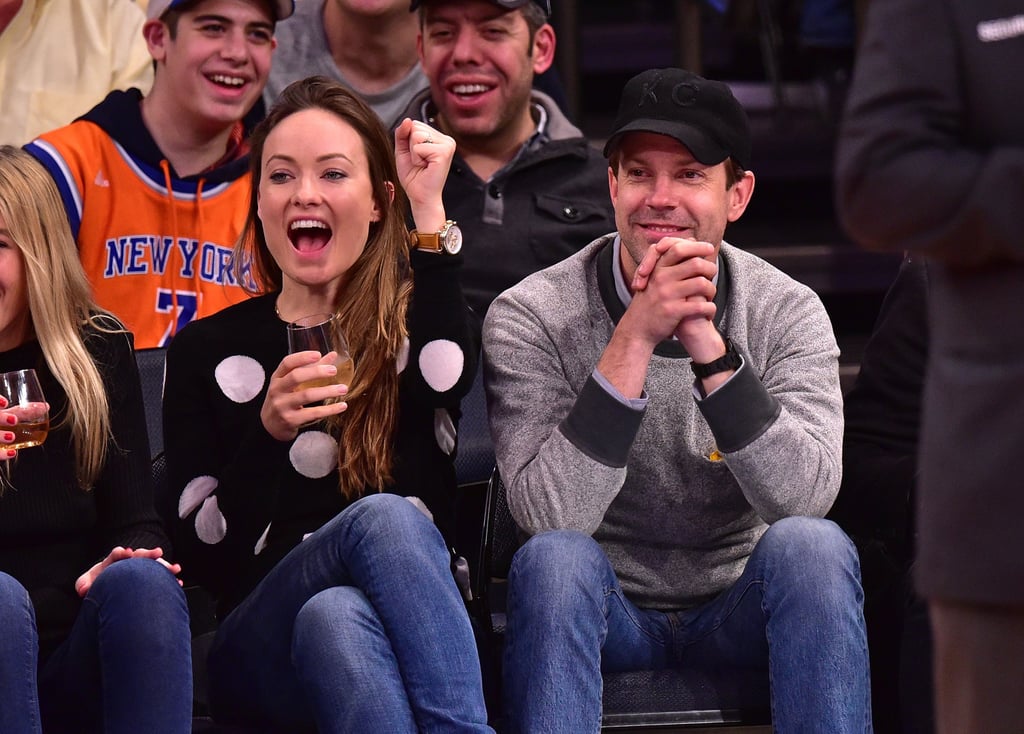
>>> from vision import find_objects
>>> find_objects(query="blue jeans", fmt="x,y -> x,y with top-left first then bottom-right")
0,572 -> 41,734
504,517 -> 872,733
38,557 -> 193,734
208,493 -> 493,733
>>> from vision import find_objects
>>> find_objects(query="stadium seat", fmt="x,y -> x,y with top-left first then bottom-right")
454,364 -> 495,487
134,347 -> 167,459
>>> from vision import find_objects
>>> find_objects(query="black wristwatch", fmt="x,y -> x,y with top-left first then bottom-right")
690,337 -> 742,379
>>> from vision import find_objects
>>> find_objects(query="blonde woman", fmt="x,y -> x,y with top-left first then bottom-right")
164,77 -> 491,732
0,145 -> 192,734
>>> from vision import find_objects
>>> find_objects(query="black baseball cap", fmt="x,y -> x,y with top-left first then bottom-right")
603,68 -> 751,170
409,0 -> 551,16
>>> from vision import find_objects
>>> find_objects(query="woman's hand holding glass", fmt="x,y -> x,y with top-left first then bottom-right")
261,318 -> 351,442
286,313 -> 355,390
0,369 -> 49,460
0,397 -> 16,461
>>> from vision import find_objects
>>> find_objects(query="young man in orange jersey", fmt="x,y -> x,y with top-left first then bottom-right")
25,0 -> 293,348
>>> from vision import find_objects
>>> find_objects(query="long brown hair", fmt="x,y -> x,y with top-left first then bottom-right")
234,76 -> 412,498
0,146 -> 119,489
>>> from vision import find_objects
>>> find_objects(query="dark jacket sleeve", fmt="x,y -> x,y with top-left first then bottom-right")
828,256 -> 929,558
835,0 -> 1024,267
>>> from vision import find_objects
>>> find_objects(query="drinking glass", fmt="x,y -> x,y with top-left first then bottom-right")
0,369 -> 49,450
286,313 -> 354,392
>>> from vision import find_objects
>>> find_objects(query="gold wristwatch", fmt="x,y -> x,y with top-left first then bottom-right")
408,220 -> 463,255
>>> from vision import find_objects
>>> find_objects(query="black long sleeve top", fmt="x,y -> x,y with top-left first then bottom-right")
0,320 -> 164,658
164,250 -> 478,618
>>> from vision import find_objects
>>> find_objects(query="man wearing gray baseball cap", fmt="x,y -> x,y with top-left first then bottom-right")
484,67 -> 871,732
399,0 -> 613,318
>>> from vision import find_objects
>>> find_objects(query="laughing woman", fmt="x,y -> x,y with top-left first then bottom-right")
0,145 -> 191,734
163,77 -> 491,733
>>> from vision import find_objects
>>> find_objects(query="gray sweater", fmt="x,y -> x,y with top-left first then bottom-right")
483,236 -> 843,609
264,0 -> 427,130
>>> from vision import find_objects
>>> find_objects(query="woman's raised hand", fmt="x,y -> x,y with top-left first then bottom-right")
394,118 -> 454,234
260,351 -> 349,442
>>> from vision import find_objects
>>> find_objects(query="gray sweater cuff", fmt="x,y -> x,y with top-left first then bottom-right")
698,363 -> 781,453
559,375 -> 644,467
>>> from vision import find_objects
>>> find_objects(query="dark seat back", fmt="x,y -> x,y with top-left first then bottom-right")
135,347 -> 167,460
454,366 -> 494,487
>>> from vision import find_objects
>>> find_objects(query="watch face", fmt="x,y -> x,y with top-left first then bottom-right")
442,224 -> 463,255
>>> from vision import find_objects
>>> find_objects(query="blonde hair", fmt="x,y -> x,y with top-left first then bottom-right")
234,77 -> 412,499
0,146 -> 118,488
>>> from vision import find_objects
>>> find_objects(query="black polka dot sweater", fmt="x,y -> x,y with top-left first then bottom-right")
163,251 -> 479,618
0,321 -> 167,659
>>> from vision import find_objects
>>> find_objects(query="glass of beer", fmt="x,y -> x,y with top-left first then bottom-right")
286,313 -> 355,394
0,369 -> 49,450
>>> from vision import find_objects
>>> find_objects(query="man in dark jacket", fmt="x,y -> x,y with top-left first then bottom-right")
836,2 -> 1024,731
404,0 -> 613,318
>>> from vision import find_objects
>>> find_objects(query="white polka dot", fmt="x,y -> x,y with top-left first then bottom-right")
215,355 -> 266,403
254,523 -> 271,555
419,340 -> 464,393
396,337 -> 410,374
196,496 -> 227,544
434,408 -> 456,455
178,475 -> 218,519
406,496 -> 434,522
289,431 -> 337,479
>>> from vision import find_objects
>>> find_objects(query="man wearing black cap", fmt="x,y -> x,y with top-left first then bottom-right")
400,0 -> 613,318
484,68 -> 871,732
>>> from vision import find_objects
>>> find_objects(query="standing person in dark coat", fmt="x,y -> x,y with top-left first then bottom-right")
836,2 -> 1024,731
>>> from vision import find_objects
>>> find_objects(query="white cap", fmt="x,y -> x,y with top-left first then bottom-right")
147,0 -> 295,21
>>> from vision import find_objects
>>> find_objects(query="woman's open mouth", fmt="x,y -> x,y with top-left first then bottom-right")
288,219 -> 332,254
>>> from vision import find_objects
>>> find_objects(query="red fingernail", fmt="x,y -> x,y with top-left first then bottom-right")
5,416 -> 15,425
5,450 -> 15,458
2,432 -> 11,442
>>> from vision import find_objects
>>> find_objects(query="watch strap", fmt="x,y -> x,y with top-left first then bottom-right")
408,229 -> 442,252
691,337 -> 742,379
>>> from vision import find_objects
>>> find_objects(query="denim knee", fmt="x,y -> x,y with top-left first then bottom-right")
757,517 -> 862,598
341,493 -> 439,546
0,572 -> 33,620
0,571 -> 37,658
508,530 -> 611,615
88,557 -> 187,610
0,573 -> 39,734
293,585 -> 366,655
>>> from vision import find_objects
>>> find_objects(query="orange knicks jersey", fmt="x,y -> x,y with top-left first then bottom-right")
26,121 -> 253,348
